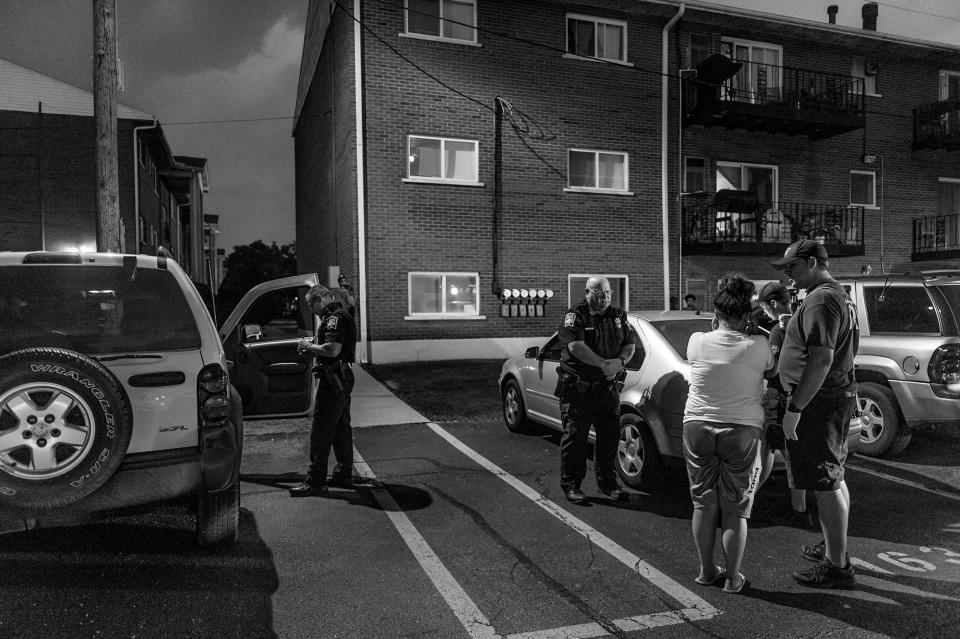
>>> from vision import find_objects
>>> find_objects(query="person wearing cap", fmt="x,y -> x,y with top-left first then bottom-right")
772,240 -> 859,589
756,281 -> 811,529
555,276 -> 636,505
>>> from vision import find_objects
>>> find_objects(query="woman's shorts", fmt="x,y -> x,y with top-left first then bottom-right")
784,391 -> 855,491
683,420 -> 763,518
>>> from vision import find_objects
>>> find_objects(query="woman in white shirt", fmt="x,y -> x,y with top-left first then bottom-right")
683,274 -> 775,594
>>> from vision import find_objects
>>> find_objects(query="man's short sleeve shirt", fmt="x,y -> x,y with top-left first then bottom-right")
557,302 -> 634,380
779,283 -> 856,394
318,305 -> 356,363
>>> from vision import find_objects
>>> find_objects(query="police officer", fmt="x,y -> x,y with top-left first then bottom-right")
290,285 -> 357,497
557,276 -> 636,504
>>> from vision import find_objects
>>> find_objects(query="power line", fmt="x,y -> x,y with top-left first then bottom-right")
872,0 -> 960,24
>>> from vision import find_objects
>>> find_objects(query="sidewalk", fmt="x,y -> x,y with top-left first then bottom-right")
351,364 -> 428,427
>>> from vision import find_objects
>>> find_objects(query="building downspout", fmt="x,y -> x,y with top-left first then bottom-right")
353,0 -> 369,363
661,3 -> 684,309
132,119 -> 159,252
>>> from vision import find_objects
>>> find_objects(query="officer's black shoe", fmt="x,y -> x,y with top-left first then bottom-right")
327,473 -> 355,489
565,487 -> 589,504
598,482 -> 626,501
289,481 -> 328,497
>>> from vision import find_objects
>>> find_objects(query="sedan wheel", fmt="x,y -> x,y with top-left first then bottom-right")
501,379 -> 529,433
616,415 -> 661,491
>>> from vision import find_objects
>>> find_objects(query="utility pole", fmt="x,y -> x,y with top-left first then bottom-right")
93,0 -> 122,252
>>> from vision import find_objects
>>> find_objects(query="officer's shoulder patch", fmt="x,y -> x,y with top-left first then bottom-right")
563,312 -> 576,328
325,316 -> 339,330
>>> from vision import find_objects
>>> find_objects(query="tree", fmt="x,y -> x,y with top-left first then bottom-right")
215,241 -> 297,325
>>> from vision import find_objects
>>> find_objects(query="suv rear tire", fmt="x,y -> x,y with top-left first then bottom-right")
0,347 -> 133,512
857,382 -> 911,457
197,480 -> 240,546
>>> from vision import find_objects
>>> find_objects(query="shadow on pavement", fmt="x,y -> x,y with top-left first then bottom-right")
0,508 -> 279,639
241,473 -> 434,512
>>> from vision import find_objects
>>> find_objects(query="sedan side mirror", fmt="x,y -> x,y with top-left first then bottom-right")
242,324 -> 263,343
524,346 -> 540,359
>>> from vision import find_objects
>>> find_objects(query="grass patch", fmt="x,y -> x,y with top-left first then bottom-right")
366,359 -> 505,422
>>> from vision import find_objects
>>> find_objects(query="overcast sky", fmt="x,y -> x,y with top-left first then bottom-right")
0,0 -> 958,254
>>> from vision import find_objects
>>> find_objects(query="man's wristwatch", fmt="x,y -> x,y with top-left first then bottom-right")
619,357 -> 626,368
786,403 -> 802,413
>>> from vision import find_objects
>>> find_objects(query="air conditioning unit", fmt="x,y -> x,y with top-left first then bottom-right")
864,60 -> 878,76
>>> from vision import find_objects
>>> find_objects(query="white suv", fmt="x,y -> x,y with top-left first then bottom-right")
0,252 -> 245,544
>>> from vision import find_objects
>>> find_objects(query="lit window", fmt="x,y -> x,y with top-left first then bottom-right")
408,272 -> 481,318
567,149 -> 628,192
407,135 -> 479,184
566,14 -> 627,63
850,170 -> 876,207
406,0 -> 476,43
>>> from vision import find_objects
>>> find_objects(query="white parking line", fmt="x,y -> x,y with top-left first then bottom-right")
352,423 -> 720,639
848,462 -> 960,503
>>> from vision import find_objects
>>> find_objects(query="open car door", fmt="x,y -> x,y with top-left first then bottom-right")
219,274 -> 321,418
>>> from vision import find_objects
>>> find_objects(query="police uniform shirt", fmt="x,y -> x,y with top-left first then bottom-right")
317,303 -> 357,364
557,301 -> 633,381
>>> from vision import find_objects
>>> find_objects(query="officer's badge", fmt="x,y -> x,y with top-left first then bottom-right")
614,317 -> 622,330
563,313 -> 576,327
325,316 -> 339,330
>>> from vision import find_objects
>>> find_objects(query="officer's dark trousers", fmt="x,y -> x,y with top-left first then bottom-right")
308,366 -> 355,484
559,385 -> 620,491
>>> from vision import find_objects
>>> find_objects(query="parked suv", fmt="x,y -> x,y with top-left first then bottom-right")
838,274 -> 960,457
0,251 -> 243,544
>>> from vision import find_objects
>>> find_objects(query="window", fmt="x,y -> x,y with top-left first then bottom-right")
567,149 -> 628,192
566,14 -> 627,63
568,274 -> 628,310
138,215 -> 145,246
851,58 -> 878,96
408,272 -> 481,318
137,138 -> 146,166
407,135 -> 479,184
405,0 -> 476,43
864,286 -> 940,334
715,162 -> 778,240
153,161 -> 160,195
684,157 -> 707,193
850,170 -> 876,207
721,38 -> 782,103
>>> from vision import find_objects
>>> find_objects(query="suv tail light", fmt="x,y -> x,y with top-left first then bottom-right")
928,344 -> 960,393
198,364 -> 231,426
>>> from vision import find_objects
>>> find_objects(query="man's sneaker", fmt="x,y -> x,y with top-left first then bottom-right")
289,481 -> 328,497
800,539 -> 826,562
565,487 -> 589,504
793,559 -> 856,589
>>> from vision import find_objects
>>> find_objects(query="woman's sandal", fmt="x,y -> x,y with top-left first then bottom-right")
723,572 -> 749,594
694,565 -> 725,586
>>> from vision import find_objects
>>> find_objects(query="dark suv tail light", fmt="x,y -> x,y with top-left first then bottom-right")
929,344 -> 960,394
198,364 -> 231,426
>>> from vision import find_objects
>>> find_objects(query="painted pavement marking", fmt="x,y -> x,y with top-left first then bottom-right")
352,422 -> 720,638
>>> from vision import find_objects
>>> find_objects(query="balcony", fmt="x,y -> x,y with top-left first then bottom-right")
684,56 -> 866,140
913,98 -> 960,151
682,193 -> 865,256
913,214 -> 960,260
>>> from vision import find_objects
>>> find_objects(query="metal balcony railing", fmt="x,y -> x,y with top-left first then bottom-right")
686,58 -> 865,118
683,198 -> 865,246
913,213 -> 960,254
914,98 -> 960,151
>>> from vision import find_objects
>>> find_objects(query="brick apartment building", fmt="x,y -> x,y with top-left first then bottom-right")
0,58 -> 216,286
293,0 -> 960,363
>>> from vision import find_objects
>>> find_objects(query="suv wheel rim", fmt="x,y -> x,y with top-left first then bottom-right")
0,382 -> 96,480
859,396 -> 885,444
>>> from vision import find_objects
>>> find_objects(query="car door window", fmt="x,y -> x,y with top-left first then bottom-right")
864,286 -> 940,334
541,336 -> 563,361
237,286 -> 314,341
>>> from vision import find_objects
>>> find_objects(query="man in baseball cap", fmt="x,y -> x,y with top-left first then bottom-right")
771,237 -> 859,589
771,239 -> 829,267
